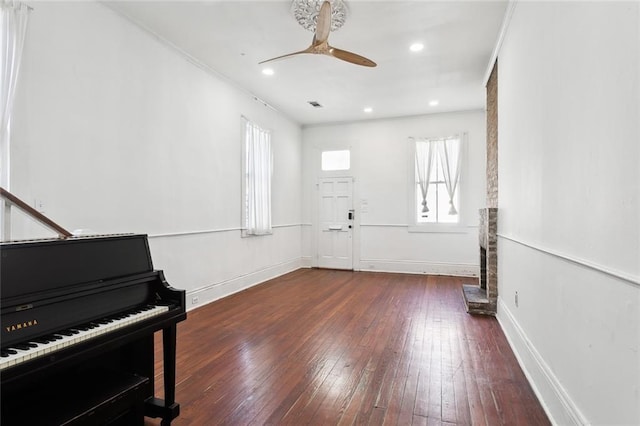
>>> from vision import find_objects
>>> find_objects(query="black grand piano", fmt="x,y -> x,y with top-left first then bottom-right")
0,188 -> 186,425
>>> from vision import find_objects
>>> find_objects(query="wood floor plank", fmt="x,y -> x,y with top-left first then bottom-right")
144,269 -> 550,426
451,316 -> 472,425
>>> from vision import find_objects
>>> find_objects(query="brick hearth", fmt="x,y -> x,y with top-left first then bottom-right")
463,207 -> 497,315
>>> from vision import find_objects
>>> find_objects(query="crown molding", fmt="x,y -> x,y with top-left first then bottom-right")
483,0 -> 518,87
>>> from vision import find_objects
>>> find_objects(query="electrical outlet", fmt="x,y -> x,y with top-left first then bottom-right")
33,199 -> 45,213
515,291 -> 519,307
191,296 -> 199,305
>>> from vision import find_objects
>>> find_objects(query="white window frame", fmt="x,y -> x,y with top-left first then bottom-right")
241,117 -> 272,237
407,134 -> 467,233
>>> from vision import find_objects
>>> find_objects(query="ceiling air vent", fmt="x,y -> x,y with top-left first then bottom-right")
308,101 -> 323,108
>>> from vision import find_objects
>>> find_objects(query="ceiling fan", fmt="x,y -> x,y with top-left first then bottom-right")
259,0 -> 376,67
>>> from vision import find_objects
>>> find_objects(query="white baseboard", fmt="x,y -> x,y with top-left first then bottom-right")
497,297 -> 588,426
186,258 -> 303,311
357,258 -> 479,277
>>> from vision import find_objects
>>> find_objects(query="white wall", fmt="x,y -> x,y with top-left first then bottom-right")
10,1 -> 303,307
302,111 -> 486,276
496,2 -> 640,424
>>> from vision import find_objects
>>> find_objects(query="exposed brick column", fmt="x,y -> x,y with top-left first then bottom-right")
487,62 -> 498,208
485,62 -> 499,307
485,208 -> 498,303
461,61 -> 499,316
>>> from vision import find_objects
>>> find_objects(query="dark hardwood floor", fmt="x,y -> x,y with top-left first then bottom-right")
145,269 -> 549,425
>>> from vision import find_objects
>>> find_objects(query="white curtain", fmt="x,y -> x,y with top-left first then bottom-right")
244,119 -> 272,235
1,0 -> 30,241
438,135 -> 463,215
414,138 -> 435,213
1,0 -> 29,189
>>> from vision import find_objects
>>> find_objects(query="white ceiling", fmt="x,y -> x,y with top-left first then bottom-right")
105,1 -> 507,126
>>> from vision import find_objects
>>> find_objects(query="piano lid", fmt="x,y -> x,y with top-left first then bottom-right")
1,234 -> 154,301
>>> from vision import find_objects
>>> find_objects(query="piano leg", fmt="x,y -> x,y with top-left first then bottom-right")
163,324 -> 178,407
162,324 -> 180,426
146,324 -> 180,425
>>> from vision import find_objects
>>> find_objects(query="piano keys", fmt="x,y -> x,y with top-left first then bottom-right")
0,233 -> 186,426
1,303 -> 169,371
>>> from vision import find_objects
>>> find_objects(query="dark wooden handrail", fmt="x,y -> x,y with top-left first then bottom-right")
0,187 -> 72,238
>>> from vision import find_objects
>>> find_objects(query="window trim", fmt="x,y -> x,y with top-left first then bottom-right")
241,116 -> 273,237
407,134 -> 467,233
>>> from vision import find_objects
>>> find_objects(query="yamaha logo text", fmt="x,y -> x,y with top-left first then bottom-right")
5,320 -> 38,332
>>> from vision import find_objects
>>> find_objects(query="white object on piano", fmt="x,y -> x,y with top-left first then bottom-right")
71,228 -> 97,236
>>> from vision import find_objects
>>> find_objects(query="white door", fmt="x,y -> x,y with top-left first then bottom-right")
318,177 -> 354,270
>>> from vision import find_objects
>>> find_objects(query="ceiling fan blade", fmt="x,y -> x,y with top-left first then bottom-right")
313,1 -> 331,45
259,47 -> 313,64
329,47 -> 377,67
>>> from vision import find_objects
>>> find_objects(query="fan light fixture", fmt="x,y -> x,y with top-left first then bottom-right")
291,0 -> 348,32
260,1 -> 376,67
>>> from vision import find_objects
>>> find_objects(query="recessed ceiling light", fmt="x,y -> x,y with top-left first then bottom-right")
262,68 -> 274,76
429,100 -> 439,106
363,107 -> 373,113
409,42 -> 424,52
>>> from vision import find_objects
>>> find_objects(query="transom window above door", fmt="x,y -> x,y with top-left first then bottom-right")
321,150 -> 350,171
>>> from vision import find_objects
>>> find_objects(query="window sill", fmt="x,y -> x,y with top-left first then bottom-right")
241,230 -> 273,238
407,223 -> 469,234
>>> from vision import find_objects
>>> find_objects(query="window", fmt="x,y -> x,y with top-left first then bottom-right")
242,117 -> 272,236
321,150 -> 350,171
413,135 -> 463,224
